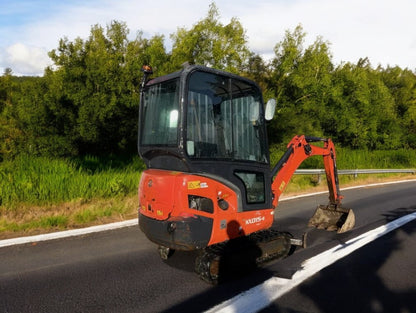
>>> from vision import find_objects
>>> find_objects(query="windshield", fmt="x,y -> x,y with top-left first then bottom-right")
141,78 -> 180,145
186,71 -> 267,163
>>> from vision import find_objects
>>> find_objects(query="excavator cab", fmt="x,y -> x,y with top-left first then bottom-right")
138,65 -> 277,249
139,65 -> 272,206
138,64 -> 354,258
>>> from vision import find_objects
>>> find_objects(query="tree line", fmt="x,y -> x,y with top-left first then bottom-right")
1,3 -> 415,161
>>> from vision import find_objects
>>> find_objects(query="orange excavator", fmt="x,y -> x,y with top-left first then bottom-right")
137,64 -> 355,283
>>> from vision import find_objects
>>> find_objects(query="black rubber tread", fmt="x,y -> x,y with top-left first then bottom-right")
195,229 -> 292,284
195,243 -> 225,284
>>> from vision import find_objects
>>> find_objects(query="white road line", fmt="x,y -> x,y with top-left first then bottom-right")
0,179 -> 414,249
280,179 -> 416,201
204,212 -> 416,313
0,219 -> 138,248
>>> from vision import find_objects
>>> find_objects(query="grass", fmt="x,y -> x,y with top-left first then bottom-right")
0,149 -> 415,239
280,172 -> 415,196
270,145 -> 416,195
270,145 -> 416,169
0,155 -> 143,239
0,154 -> 144,207
0,195 -> 138,239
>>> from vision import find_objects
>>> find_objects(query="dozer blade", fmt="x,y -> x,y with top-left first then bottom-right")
308,205 -> 355,233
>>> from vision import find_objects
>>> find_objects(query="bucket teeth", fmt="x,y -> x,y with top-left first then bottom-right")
308,205 -> 355,233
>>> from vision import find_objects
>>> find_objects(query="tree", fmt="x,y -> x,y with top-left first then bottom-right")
0,68 -> 13,113
170,2 -> 251,73
46,21 -> 153,155
267,25 -> 334,145
0,68 -> 20,159
327,60 -> 400,149
380,66 -> 416,148
241,52 -> 271,95
1,11 -> 415,159
125,32 -> 170,77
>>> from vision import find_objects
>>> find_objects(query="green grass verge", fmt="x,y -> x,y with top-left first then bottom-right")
0,149 -> 414,237
270,146 -> 416,194
0,154 -> 144,207
270,146 -> 416,169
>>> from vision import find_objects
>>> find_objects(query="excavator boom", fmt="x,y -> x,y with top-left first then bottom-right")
271,135 -> 355,233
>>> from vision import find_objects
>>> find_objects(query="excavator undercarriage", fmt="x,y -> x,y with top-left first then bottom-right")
195,229 -> 292,284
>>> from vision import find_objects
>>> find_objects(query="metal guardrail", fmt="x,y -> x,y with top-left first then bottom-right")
295,169 -> 416,175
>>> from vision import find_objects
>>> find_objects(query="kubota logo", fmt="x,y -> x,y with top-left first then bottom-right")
245,216 -> 265,225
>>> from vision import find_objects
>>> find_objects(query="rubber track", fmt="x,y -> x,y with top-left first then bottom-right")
195,229 -> 292,284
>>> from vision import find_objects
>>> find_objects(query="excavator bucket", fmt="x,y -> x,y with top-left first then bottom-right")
308,205 -> 355,233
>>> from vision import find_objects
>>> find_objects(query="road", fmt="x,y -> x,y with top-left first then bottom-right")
1,180 -> 415,313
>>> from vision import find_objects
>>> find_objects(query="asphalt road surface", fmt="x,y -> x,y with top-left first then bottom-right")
1,180 -> 415,313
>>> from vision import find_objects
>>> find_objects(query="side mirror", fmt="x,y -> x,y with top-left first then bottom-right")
265,99 -> 276,121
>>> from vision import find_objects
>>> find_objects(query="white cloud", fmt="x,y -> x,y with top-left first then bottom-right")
20,0 -> 203,48
0,0 -> 215,76
3,43 -> 52,76
230,0 -> 416,69
1,0 -> 415,75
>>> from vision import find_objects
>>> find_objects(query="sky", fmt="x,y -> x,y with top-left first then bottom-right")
0,0 -> 415,76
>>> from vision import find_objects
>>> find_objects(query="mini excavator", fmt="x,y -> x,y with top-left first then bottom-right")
137,64 -> 355,283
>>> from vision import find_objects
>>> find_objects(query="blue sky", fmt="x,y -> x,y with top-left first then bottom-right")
1,0 -> 415,76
